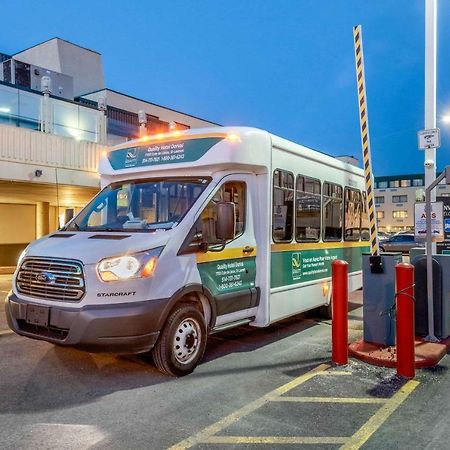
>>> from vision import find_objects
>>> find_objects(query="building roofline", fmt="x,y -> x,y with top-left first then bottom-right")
80,87 -> 221,126
374,173 -> 425,181
13,37 -> 101,57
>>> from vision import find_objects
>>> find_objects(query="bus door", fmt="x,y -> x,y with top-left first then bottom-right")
195,174 -> 258,318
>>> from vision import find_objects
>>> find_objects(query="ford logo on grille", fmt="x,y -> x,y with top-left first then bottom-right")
36,272 -> 56,284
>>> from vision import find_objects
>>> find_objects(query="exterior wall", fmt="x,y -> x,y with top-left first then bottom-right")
0,123 -> 103,266
14,38 -> 105,97
374,183 -> 450,232
0,124 -> 104,186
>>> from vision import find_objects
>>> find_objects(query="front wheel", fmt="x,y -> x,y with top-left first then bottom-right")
152,303 -> 207,377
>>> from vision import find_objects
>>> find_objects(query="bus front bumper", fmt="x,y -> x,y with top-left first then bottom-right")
5,293 -> 168,354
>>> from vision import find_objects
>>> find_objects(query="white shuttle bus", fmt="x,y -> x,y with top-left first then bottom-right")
6,127 -> 370,376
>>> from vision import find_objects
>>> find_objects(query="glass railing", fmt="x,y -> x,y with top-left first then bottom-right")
0,82 -> 101,143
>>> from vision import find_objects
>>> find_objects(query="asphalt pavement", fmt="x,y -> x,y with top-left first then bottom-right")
0,275 -> 449,450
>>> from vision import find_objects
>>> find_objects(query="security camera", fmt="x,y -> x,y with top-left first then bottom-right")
34,169 -> 43,177
424,159 -> 435,169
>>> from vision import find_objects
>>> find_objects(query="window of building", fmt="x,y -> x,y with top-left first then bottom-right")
375,196 -> 384,204
344,187 -> 361,241
273,170 -> 294,242
400,179 -> 411,187
295,175 -> 321,242
389,180 -> 400,188
392,210 -> 408,219
323,182 -> 343,241
392,195 -> 408,203
378,181 -> 388,188
413,178 -> 423,187
376,211 -> 385,219
361,192 -> 370,241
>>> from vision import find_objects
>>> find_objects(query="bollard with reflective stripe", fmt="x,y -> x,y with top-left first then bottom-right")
332,260 -> 349,365
395,263 -> 415,379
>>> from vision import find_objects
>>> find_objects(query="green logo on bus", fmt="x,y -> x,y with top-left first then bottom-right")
292,252 -> 302,280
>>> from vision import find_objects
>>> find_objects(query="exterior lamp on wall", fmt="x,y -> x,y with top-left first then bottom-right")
138,110 -> 147,138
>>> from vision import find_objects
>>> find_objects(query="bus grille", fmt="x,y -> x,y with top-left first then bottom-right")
16,257 -> 85,301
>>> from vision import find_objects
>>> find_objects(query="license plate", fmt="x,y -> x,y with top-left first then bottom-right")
26,305 -> 50,327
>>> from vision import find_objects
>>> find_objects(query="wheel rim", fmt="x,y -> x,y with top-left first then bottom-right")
173,317 -> 202,365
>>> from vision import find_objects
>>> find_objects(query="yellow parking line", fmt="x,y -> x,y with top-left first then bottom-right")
340,380 -> 420,450
273,396 -> 386,404
204,435 -> 348,445
317,371 -> 352,376
168,363 -> 330,450
0,330 -> 13,336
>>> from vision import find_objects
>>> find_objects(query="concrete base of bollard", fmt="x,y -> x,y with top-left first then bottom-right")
349,336 -> 450,369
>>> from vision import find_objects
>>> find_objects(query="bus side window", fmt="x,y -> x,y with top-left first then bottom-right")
323,182 -> 343,241
361,192 -> 370,241
295,175 -> 321,242
272,169 -> 294,242
344,187 -> 361,241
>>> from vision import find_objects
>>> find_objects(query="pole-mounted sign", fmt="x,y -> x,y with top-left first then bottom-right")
418,128 -> 440,150
353,25 -> 379,256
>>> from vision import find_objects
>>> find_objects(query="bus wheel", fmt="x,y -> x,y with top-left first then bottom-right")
152,303 -> 207,377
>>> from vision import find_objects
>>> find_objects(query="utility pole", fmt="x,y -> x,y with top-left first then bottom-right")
425,1 -> 437,205
424,0 -> 438,340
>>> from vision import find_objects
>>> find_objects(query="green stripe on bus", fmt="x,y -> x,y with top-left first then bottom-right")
270,246 -> 370,288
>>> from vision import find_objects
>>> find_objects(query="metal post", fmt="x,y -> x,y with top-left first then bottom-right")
97,95 -> 107,145
40,76 -> 52,134
332,260 -> 348,365
425,0 -> 437,253
424,170 -> 445,342
395,263 -> 415,378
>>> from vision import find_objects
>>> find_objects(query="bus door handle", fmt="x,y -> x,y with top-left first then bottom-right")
242,246 -> 255,254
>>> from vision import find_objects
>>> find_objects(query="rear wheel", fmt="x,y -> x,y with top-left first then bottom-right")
152,303 -> 207,377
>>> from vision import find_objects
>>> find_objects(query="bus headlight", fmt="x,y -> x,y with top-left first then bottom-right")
97,247 -> 163,282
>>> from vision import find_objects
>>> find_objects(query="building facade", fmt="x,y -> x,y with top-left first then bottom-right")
374,172 -> 450,233
0,38 -> 218,266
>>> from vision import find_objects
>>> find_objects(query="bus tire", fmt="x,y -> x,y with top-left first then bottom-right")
152,303 -> 207,377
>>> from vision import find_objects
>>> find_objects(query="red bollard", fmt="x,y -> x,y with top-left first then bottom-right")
332,260 -> 349,365
395,263 -> 415,378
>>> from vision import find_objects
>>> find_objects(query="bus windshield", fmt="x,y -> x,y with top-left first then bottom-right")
66,177 -> 210,232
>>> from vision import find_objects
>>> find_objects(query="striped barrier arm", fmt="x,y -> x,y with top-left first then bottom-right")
353,25 -> 379,256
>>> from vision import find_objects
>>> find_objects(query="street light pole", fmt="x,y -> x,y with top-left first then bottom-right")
425,0 -> 437,199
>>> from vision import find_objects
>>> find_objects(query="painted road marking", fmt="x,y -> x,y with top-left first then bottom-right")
169,364 -> 420,450
340,380 -> 420,450
317,370 -> 352,376
0,330 -> 13,336
274,396 -> 387,404
204,436 -> 348,445
168,363 -> 330,450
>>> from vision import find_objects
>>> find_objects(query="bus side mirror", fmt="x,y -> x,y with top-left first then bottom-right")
216,202 -> 235,241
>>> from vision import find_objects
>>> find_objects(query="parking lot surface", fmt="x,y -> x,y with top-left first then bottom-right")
0,275 -> 449,450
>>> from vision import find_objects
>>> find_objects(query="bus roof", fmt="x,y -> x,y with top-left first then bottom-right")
103,126 -> 363,178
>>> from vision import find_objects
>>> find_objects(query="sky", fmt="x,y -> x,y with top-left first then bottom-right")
1,0 -> 450,176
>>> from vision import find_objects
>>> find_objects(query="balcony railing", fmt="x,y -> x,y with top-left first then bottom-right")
0,82 -> 103,144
